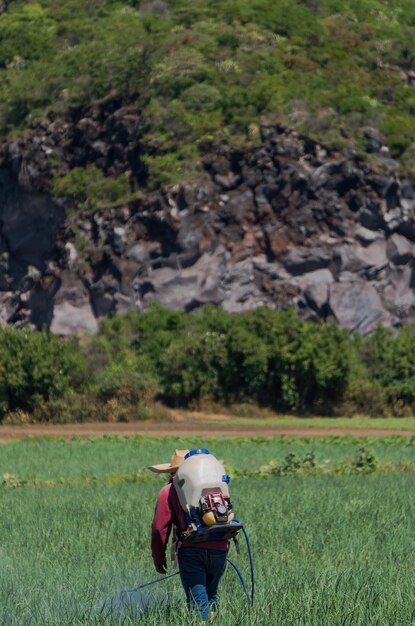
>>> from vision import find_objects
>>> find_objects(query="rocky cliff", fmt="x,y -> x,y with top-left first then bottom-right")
1,96 -> 415,335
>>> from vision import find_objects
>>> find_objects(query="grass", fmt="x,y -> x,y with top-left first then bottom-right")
0,438 -> 415,624
2,435 -> 415,481
1,472 -> 415,625
184,412 -> 415,431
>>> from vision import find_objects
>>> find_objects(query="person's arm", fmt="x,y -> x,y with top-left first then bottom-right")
151,484 -> 173,573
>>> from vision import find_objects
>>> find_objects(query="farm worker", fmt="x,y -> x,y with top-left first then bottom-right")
149,449 -> 229,623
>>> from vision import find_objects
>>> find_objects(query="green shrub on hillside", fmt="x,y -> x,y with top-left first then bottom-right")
361,325 -> 415,387
95,365 -> 158,406
239,307 -> 351,411
162,327 -> 229,404
339,379 -> 387,417
0,3 -> 56,66
52,166 -> 130,210
349,325 -> 415,414
0,327 -> 85,417
89,304 -> 185,379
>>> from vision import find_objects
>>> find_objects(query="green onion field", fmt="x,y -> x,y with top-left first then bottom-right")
1,435 -> 415,625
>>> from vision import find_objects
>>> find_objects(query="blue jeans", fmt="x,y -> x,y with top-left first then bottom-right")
178,547 -> 227,621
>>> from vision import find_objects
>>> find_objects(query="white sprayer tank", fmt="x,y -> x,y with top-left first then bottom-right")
173,449 -> 229,511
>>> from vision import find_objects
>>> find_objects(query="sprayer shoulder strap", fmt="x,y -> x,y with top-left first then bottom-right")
170,524 -> 181,568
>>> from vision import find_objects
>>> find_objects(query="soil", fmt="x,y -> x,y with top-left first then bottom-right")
0,418 -> 414,441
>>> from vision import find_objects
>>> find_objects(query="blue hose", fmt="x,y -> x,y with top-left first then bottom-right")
227,521 -> 255,607
242,524 -> 255,606
226,557 -> 251,605
130,524 -> 255,608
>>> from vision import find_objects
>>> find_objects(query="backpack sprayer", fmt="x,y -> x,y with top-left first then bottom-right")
131,449 -> 254,606
174,449 -> 244,543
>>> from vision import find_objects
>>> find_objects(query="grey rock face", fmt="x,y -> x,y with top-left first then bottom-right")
135,248 -> 227,311
281,247 -> 333,276
353,240 -> 388,271
358,207 -> 384,231
2,111 -> 415,334
303,280 -> 330,316
355,226 -> 384,245
328,281 -> 392,334
382,265 -> 415,318
50,300 -> 98,336
294,268 -> 334,291
0,169 -> 65,284
50,273 -> 98,336
364,127 -> 386,154
386,234 -> 415,266
0,292 -> 18,325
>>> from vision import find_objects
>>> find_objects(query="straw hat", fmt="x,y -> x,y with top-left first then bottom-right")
148,449 -> 189,473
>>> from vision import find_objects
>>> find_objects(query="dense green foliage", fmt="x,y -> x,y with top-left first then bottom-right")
85,305 -> 415,416
87,305 -> 352,414
0,437 -> 415,624
5,305 -> 415,420
51,165 -> 130,211
0,326 -> 85,415
1,0 -> 415,189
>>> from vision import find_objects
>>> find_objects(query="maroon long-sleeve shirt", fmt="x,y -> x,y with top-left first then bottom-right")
151,483 -> 229,568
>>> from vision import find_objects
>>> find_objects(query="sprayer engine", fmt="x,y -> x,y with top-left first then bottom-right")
200,492 -> 233,526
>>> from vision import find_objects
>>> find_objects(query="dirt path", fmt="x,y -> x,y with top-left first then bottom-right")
0,421 -> 414,441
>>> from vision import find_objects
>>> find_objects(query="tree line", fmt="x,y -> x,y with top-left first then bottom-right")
1,305 -> 415,422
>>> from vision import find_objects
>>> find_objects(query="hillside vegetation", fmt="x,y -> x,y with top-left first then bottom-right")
1,0 -> 415,188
